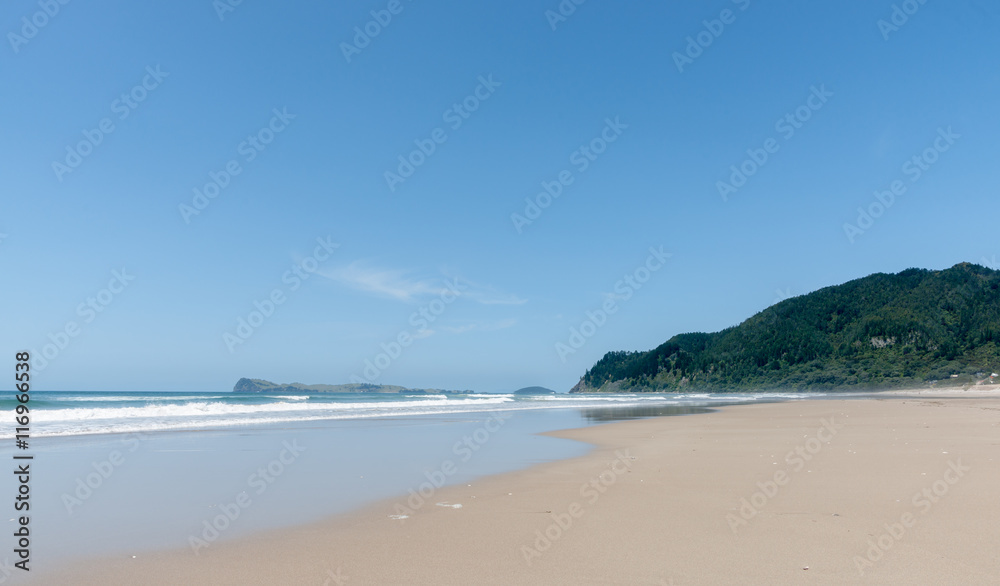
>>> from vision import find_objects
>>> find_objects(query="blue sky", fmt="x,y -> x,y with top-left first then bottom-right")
2,0 -> 998,392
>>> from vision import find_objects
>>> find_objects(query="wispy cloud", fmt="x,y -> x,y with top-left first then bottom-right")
440,318 -> 517,334
457,280 -> 527,306
320,262 -> 527,306
319,262 -> 452,302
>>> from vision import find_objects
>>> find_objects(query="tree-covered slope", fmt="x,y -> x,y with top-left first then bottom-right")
571,263 -> 1000,392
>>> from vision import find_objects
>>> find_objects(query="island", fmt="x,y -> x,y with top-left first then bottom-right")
572,263 -> 1000,393
233,378 -> 473,394
513,386 -> 557,395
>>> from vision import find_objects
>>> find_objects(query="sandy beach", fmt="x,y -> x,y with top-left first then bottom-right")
33,395 -> 1000,585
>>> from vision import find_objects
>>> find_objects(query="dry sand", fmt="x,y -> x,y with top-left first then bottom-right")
34,396 -> 1000,585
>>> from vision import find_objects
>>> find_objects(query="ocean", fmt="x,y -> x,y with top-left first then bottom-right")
0,390 -> 818,439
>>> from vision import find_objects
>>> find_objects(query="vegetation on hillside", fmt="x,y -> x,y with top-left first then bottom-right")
572,263 -> 1000,392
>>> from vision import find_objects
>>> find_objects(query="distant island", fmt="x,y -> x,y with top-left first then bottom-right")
513,386 -> 556,395
233,378 -> 473,394
572,263 -> 1000,393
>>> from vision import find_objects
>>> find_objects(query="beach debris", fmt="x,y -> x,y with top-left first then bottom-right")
803,566 -> 809,570
388,514 -> 409,520
435,502 -> 463,509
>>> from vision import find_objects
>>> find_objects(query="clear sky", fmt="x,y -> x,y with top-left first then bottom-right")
2,0 -> 998,392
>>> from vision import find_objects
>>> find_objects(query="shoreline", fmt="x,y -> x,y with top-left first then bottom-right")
879,387 -> 1000,396
31,395 -> 1000,584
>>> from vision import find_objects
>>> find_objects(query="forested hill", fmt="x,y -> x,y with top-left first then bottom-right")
571,263 -> 1000,393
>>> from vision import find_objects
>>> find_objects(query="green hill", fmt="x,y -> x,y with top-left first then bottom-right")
571,263 -> 1000,393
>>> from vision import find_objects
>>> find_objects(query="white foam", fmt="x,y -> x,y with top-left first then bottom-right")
32,396 -> 515,423
10,391 -> 810,439
44,395 -> 232,402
